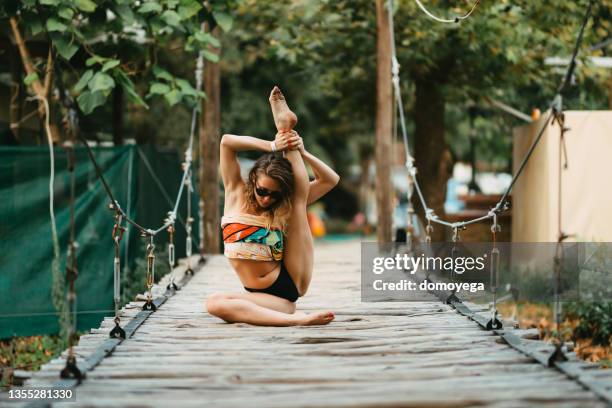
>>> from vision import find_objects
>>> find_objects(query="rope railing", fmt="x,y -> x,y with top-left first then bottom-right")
413,0 -> 481,24
89,53 -> 204,313
388,0 -> 595,368
35,51 -> 207,382
387,0 -> 593,236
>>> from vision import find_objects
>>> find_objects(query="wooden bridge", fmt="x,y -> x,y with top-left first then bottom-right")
5,240 -> 611,407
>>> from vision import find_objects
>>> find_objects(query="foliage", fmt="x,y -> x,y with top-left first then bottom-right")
564,301 -> 612,347
0,0 -> 235,114
498,301 -> 611,366
222,0 -> 612,171
0,334 -> 70,388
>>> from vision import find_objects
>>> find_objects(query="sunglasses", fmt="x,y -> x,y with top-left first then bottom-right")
255,185 -> 283,200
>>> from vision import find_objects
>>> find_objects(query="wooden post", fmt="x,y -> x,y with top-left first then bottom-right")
112,86 -> 124,145
9,18 -> 61,144
9,44 -> 22,143
375,0 -> 393,243
199,25 -> 221,254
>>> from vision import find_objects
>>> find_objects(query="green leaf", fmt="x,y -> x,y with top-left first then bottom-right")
161,10 -> 181,27
149,82 -> 171,95
178,0 -> 202,19
175,78 -> 199,97
138,2 -> 163,14
86,56 -> 107,67
28,19 -> 43,36
74,69 -> 93,92
115,4 -> 135,24
75,0 -> 97,13
101,59 -> 121,72
58,7 -> 74,20
194,31 -> 220,48
202,49 -> 219,63
212,11 -> 233,32
164,89 -> 182,106
88,72 -> 115,93
40,0 -> 60,5
24,72 -> 39,86
115,71 -> 148,109
152,66 -> 174,81
51,34 -> 79,60
46,18 -> 67,32
77,90 -> 106,114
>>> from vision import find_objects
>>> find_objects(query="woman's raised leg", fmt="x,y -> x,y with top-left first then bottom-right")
282,149 -> 315,296
268,86 -> 317,297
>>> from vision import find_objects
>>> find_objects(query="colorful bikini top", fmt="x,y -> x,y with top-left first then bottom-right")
221,213 -> 284,262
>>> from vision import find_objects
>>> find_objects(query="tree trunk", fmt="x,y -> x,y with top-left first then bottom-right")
112,85 -> 124,145
413,79 -> 452,242
9,44 -> 22,143
9,18 -> 61,144
375,0 -> 393,244
199,26 -> 221,254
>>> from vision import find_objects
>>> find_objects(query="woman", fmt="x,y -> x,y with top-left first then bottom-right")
206,87 -> 339,326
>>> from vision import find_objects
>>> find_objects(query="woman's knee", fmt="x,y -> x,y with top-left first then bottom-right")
206,293 -> 232,318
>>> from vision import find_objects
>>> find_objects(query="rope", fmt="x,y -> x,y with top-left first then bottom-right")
135,146 -> 200,249
123,147 -> 134,270
75,52 -> 205,238
30,94 -> 60,279
388,0 -> 594,234
27,94 -> 69,340
413,0 -> 481,24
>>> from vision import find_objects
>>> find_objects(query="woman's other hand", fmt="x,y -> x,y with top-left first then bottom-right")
275,130 -> 302,151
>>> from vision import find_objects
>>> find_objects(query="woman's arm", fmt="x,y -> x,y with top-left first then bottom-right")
220,133 -> 298,193
302,149 -> 340,205
220,134 -> 271,193
275,131 -> 339,204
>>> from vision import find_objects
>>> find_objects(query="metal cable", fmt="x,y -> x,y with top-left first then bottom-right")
413,0 -> 481,24
388,0 -> 593,233
135,146 -> 200,248
75,53 -> 205,238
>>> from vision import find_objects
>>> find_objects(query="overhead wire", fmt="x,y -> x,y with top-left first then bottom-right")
413,0 -> 481,24
388,0 -> 593,232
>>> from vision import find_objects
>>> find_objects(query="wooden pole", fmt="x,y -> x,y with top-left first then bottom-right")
375,0 -> 393,243
199,25 -> 221,254
112,86 -> 124,145
9,44 -> 22,143
9,17 -> 61,144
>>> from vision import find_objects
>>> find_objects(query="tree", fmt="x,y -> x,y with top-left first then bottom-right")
223,0 -> 612,239
1,0 -> 234,143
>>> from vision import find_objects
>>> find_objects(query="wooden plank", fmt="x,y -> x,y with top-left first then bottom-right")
5,243 -> 609,408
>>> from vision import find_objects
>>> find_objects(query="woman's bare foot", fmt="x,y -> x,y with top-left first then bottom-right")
296,311 -> 335,326
269,86 -> 297,132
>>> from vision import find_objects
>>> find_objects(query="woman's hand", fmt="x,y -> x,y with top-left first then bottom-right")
274,130 -> 302,152
290,130 -> 305,153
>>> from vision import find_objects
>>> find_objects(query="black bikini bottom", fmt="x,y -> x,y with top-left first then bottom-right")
244,261 -> 299,303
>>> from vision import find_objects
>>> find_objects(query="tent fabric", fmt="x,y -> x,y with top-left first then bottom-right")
0,145 -> 198,339
512,111 -> 612,242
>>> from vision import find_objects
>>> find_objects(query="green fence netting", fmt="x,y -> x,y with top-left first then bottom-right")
0,145 -> 199,339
